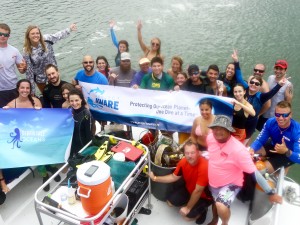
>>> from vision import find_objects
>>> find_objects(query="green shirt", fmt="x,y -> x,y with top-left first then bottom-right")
140,72 -> 174,90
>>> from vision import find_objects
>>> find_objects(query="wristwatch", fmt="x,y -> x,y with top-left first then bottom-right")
267,189 -> 276,195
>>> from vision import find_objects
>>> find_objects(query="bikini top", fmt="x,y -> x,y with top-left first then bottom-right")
195,125 -> 203,136
14,98 -> 34,108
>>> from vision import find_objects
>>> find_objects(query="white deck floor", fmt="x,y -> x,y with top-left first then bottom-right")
0,127 -> 299,225
0,168 -> 249,225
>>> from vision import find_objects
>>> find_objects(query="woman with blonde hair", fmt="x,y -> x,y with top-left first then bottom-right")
137,20 -> 163,61
23,23 -> 76,95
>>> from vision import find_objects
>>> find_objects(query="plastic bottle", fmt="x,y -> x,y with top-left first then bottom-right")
67,178 -> 76,205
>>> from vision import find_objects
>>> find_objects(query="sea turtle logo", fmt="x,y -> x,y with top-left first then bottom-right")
7,128 -> 23,149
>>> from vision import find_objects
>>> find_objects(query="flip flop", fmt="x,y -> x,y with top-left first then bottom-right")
94,140 -> 109,160
100,151 -> 114,162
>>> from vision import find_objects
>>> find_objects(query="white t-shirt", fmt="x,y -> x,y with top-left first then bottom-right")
0,44 -> 23,91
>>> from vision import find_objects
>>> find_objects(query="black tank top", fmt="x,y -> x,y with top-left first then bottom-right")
232,108 -> 247,129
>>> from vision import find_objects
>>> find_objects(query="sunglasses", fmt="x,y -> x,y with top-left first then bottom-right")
249,80 -> 261,86
0,32 -> 10,37
253,68 -> 264,73
189,71 -> 199,76
151,42 -> 160,47
83,61 -> 94,64
274,112 -> 291,118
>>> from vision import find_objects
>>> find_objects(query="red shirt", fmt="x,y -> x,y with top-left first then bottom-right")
173,156 -> 209,198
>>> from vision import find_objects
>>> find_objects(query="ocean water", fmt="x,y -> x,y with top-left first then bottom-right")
1,0 -> 300,181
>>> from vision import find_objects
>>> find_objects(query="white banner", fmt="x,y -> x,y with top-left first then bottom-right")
80,82 -> 233,132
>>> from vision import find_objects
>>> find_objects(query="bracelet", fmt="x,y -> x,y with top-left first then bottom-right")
285,149 -> 292,157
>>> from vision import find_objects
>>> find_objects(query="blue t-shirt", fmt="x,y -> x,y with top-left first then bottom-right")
251,118 -> 300,164
130,68 -> 152,86
75,69 -> 108,85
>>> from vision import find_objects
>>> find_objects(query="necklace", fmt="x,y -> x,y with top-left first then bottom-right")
278,126 -> 289,134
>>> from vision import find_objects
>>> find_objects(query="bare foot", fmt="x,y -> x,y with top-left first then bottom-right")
207,218 -> 219,225
183,216 -> 195,221
166,200 -> 174,207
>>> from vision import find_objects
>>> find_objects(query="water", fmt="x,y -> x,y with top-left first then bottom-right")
2,0 -> 300,180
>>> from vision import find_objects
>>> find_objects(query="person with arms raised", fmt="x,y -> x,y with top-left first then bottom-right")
109,20 -> 130,67
137,20 -> 163,61
23,23 -> 77,95
232,50 -> 288,142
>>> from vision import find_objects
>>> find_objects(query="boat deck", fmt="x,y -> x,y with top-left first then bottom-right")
1,127 -> 299,225
0,168 -> 249,225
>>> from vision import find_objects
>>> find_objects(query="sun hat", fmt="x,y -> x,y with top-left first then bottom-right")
121,52 -> 131,61
274,60 -> 288,69
139,58 -> 150,65
208,115 -> 235,132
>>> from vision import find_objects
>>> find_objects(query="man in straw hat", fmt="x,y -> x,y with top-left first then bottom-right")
206,115 -> 282,225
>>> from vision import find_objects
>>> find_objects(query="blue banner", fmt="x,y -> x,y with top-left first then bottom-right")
80,83 -> 233,132
0,109 -> 74,169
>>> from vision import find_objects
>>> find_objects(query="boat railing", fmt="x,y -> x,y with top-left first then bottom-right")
271,166 -> 285,225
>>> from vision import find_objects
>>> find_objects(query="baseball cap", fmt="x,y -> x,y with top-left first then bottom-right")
121,52 -> 131,61
139,58 -> 150,65
188,64 -> 200,75
274,60 -> 288,69
208,115 -> 235,132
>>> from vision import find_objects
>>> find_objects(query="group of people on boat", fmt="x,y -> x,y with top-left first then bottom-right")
0,20 -> 299,225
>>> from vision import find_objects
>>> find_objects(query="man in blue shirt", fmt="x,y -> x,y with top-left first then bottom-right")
73,55 -> 108,89
131,57 -> 151,88
250,101 -> 300,173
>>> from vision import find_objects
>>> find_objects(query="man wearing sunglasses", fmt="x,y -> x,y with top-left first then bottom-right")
248,64 -> 269,93
256,59 -> 293,131
250,101 -> 300,173
72,55 -> 108,90
181,64 -> 213,94
0,23 -> 27,107
248,64 -> 272,130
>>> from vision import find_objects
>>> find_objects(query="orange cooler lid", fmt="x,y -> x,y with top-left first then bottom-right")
77,160 -> 111,186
